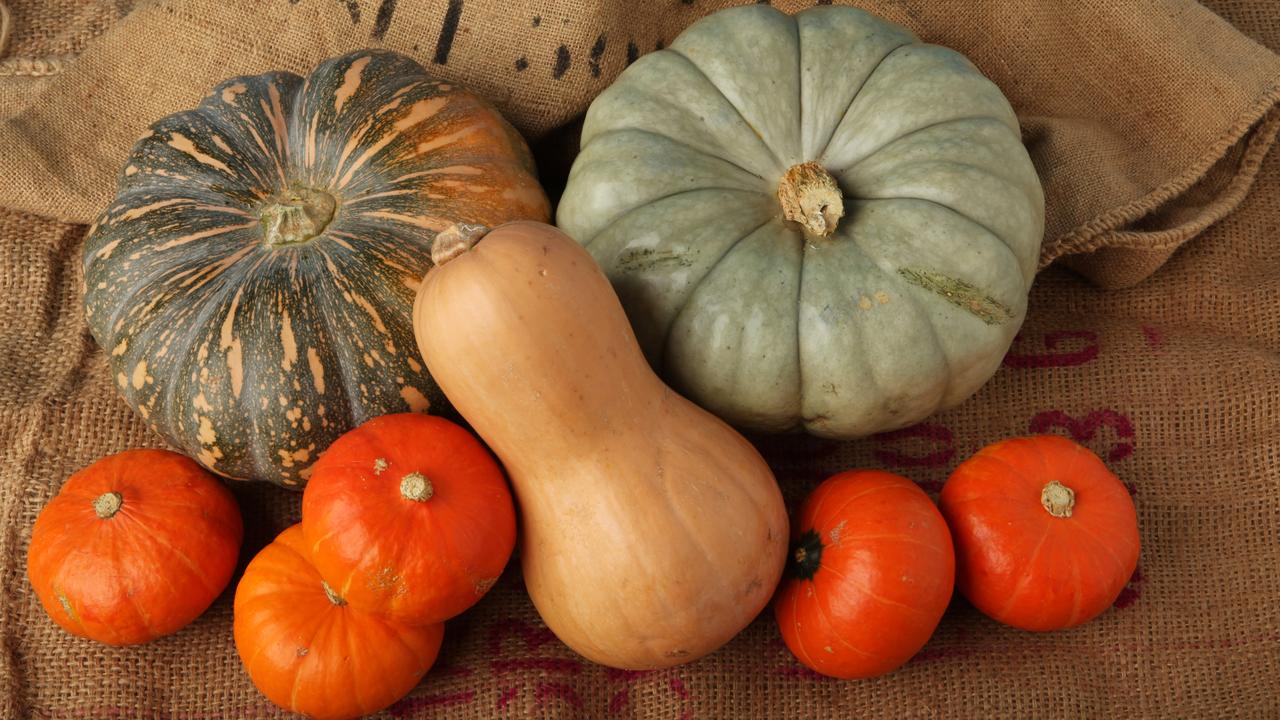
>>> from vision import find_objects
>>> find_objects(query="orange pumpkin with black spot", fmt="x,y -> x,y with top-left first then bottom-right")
82,50 -> 549,488
301,412 -> 516,624
774,470 -> 955,679
27,449 -> 243,645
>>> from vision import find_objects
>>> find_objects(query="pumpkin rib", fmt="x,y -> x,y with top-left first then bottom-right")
786,586 -> 825,669
133,501 -> 239,596
859,238 -> 957,402
583,187 -> 772,262
993,525 -> 1053,619
595,126 -> 768,183
1068,551 -> 1085,627
838,533 -> 949,556
307,245 -> 378,423
1066,514 -> 1136,577
810,41 -> 916,165
660,217 -> 794,377
810,579 -> 877,659
817,562 -> 930,616
854,190 -> 1024,270
833,115 -> 1018,180
661,47 -> 787,169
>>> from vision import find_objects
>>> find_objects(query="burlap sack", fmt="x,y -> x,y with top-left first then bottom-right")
2,0 -> 1279,717
3,0 -> 1280,287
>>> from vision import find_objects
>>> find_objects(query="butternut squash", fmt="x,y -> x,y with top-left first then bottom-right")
412,221 -> 788,669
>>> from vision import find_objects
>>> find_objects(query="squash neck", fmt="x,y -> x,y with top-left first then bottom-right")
259,187 -> 336,247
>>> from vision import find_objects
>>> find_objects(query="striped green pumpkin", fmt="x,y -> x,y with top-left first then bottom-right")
83,50 -> 549,487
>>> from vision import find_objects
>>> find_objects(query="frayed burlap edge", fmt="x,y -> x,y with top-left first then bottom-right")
1041,82 -> 1280,284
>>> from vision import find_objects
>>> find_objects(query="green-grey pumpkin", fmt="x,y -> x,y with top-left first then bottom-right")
84,50 -> 549,487
557,5 -> 1044,438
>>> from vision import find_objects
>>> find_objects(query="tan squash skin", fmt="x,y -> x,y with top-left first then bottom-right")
413,221 -> 788,669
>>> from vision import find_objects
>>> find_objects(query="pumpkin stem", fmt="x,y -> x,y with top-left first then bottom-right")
778,161 -> 844,238
92,491 -> 123,519
400,472 -> 434,502
431,223 -> 490,266
1041,480 -> 1076,518
321,580 -> 347,606
787,529 -> 825,581
259,187 -> 337,247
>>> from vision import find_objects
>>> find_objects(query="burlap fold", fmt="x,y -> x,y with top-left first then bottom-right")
2,0 -> 1280,717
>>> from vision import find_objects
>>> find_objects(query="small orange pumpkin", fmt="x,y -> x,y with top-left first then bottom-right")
939,434 -> 1140,631
774,470 -> 955,678
234,524 -> 445,720
301,413 -> 516,624
27,448 -> 243,645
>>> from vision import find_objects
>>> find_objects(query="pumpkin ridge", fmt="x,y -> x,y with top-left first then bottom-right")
581,186 -> 770,249
661,218 -> 803,399
662,46 -> 787,169
994,525 -> 1053,619
830,115 -> 1015,177
807,41 -> 915,163
596,126 -> 769,183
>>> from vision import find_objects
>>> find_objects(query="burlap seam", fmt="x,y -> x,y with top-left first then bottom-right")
1091,106 -> 1280,253
1040,80 -> 1280,268
0,55 -> 72,77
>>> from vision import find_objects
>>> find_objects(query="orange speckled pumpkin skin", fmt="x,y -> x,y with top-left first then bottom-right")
302,413 -> 516,624
27,449 -> 243,646
774,470 -> 954,679
234,525 -> 444,720
939,435 -> 1140,631
83,49 -> 550,488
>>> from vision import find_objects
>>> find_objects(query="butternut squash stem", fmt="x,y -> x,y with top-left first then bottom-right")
777,161 -> 844,238
1041,480 -> 1076,518
93,491 -> 123,519
431,223 -> 490,266
400,472 -> 434,502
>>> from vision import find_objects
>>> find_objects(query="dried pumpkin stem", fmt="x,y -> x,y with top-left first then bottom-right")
777,161 -> 844,238
1041,480 -> 1076,518
93,491 -> 123,519
400,472 -> 434,502
431,223 -> 490,266
259,187 -> 336,247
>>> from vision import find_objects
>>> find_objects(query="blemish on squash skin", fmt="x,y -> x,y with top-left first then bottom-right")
475,577 -> 497,595
897,268 -> 1012,325
828,520 -> 847,546
374,458 -> 388,475
56,591 -> 80,625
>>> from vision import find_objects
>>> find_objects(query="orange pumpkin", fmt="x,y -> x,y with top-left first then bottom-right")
27,449 -> 242,645
774,470 -> 955,678
939,434 -> 1140,631
301,413 -> 516,624
234,524 -> 444,720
